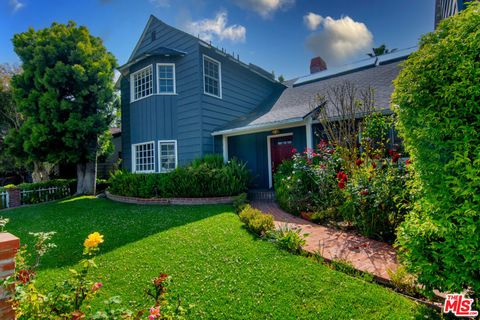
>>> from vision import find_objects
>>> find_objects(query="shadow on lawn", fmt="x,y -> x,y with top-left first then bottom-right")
2,196 -> 230,270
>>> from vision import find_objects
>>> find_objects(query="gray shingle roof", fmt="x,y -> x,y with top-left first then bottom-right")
214,59 -> 404,134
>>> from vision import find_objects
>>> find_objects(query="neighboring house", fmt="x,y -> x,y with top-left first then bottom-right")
118,15 -> 411,189
435,0 -> 471,26
97,127 -> 122,179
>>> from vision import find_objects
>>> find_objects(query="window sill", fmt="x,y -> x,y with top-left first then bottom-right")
203,92 -> 222,100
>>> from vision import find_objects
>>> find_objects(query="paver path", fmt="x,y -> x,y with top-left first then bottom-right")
252,201 -> 399,282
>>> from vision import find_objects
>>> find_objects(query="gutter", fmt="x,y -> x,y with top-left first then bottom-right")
211,118 -> 306,137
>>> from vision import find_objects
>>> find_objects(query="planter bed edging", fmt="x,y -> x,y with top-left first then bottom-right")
105,191 -> 235,205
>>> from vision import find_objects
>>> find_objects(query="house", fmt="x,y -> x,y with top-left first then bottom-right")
118,15 -> 411,189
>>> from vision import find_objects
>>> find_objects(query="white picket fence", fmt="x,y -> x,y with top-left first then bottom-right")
20,186 -> 71,205
0,191 -> 8,209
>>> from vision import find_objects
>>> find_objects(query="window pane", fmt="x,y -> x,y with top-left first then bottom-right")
134,142 -> 155,172
159,142 -> 176,172
158,65 -> 175,94
132,66 -> 153,101
203,57 -> 220,97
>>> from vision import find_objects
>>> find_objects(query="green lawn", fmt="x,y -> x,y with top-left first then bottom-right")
3,197 -> 436,319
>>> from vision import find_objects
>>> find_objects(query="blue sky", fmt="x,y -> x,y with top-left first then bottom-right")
1,0 -> 435,79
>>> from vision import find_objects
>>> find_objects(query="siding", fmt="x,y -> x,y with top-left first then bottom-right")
199,46 -> 282,155
228,126 -> 306,188
122,17 -> 202,170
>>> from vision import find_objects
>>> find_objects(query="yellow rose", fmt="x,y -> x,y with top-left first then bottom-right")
84,232 -> 104,248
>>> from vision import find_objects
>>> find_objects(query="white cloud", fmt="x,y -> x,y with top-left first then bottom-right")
149,0 -> 170,8
233,0 -> 295,18
10,0 -> 24,12
303,12 -> 323,31
305,15 -> 373,66
186,11 -> 246,43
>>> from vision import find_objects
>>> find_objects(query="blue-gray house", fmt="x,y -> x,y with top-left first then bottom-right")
118,15 -> 410,189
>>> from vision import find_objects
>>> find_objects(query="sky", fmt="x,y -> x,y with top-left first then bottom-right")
0,0 -> 435,79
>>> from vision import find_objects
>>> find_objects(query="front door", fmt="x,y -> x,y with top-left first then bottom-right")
270,135 -> 294,174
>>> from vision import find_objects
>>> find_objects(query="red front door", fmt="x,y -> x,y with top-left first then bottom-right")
271,135 -> 294,173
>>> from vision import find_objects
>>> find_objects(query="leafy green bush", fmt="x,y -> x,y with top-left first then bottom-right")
232,193 -> 248,214
274,142 -> 344,215
239,205 -> 274,236
392,2 -> 480,297
108,156 -> 250,198
266,225 -> 307,254
340,159 -> 410,243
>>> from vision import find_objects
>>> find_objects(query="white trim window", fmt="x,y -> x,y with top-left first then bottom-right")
157,63 -> 176,94
132,141 -> 155,173
158,140 -> 177,173
203,55 -> 222,98
130,65 -> 153,102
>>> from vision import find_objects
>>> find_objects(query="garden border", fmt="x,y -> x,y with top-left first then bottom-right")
105,191 -> 235,205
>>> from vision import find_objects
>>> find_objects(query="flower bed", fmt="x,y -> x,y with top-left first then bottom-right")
105,191 -> 236,205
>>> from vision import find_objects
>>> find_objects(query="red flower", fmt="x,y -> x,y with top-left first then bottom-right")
355,159 -> 363,166
91,282 -> 103,292
336,171 -> 345,180
392,153 -> 400,163
388,149 -> 394,156
17,269 -> 35,284
291,148 -> 297,154
318,140 -> 328,148
360,189 -> 369,196
372,162 -> 377,169
338,180 -> 345,189
405,159 -> 411,166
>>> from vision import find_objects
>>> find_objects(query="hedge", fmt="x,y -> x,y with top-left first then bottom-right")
108,156 -> 250,198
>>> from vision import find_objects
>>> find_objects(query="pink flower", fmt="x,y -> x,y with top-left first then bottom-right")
149,306 -> 161,319
92,282 -> 103,292
291,148 -> 297,154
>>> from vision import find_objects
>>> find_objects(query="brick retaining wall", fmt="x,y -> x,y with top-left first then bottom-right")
0,233 -> 20,320
105,191 -> 235,205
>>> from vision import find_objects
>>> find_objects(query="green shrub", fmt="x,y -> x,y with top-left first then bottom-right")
108,156 -> 250,198
392,2 -> 480,296
340,159 -> 410,243
266,225 -> 307,254
274,142 -> 344,215
232,193 -> 248,213
239,205 -> 274,236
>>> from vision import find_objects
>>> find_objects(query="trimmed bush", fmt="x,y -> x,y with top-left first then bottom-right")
392,3 -> 480,297
108,155 -> 250,198
239,205 -> 274,236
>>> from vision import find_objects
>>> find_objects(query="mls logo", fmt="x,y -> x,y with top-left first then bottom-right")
443,294 -> 479,317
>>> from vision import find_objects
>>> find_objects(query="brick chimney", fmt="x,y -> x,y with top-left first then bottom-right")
310,56 -> 327,74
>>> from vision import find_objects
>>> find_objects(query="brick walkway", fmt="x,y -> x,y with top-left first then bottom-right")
252,201 -> 399,282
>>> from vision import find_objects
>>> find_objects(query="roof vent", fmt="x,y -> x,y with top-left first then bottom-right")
310,56 -> 327,74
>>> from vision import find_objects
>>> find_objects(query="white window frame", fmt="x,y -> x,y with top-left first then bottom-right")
158,140 -> 178,173
130,65 -> 154,102
202,54 -> 222,99
156,63 -> 176,95
131,141 -> 156,173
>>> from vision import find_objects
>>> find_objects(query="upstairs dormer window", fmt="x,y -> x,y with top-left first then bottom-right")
131,65 -> 153,102
203,55 -> 222,98
157,63 -> 176,94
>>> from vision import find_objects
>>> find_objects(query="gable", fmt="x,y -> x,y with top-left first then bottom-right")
128,15 -> 198,63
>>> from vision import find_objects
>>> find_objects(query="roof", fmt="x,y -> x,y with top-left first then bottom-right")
213,53 -> 409,136
118,47 -> 187,72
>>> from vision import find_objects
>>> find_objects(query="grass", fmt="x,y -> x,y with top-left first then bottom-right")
2,197 -> 437,319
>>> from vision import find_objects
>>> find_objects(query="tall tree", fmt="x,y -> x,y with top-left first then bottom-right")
9,22 -> 117,194
367,44 -> 397,57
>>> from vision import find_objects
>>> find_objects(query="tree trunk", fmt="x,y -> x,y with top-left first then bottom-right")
32,162 -> 55,183
76,161 -> 97,195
